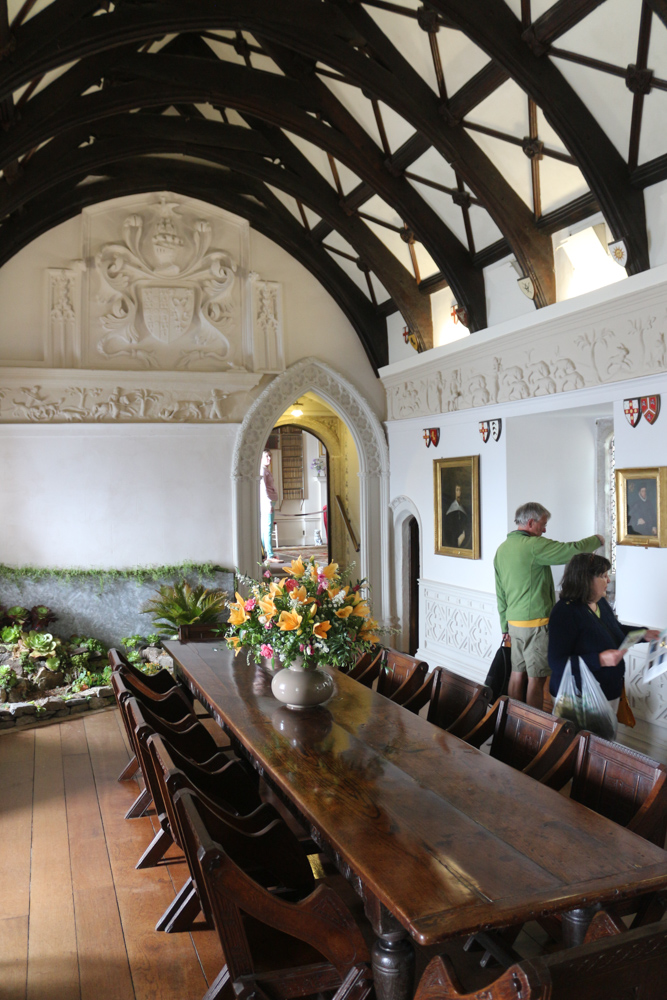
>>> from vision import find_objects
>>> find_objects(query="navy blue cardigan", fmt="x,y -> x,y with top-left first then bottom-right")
548,597 -> 635,701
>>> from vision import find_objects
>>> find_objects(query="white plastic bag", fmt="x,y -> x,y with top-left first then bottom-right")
553,656 -> 617,741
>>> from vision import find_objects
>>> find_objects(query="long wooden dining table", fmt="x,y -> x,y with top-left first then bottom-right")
165,641 -> 667,1000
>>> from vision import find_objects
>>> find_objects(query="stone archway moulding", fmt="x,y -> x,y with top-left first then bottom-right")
390,495 -> 423,651
231,357 -> 391,622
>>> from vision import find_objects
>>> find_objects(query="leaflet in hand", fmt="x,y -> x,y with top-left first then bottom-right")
642,628 -> 667,684
618,629 -> 648,653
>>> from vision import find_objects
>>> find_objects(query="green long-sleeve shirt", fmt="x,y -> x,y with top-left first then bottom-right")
494,530 -> 600,632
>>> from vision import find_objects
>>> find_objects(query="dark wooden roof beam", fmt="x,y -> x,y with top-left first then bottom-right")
521,0 -> 607,56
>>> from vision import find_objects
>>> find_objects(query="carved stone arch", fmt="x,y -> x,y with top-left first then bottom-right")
390,495 -> 424,651
231,357 -> 390,621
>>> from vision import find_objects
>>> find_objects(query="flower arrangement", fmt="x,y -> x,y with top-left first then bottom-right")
310,456 -> 326,475
226,556 -> 379,670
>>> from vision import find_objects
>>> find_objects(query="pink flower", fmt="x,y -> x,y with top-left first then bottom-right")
263,570 -> 271,579
264,620 -> 273,629
317,582 -> 327,594
284,578 -> 297,592
260,644 -> 274,658
317,574 -> 328,586
244,598 -> 257,611
299,643 -> 305,651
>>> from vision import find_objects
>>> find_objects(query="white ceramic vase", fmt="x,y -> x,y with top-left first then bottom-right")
271,657 -> 334,710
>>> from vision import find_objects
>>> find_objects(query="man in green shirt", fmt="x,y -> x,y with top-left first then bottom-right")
494,502 -> 603,708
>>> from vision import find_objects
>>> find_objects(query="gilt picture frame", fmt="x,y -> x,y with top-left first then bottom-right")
616,467 -> 667,547
434,455 -> 480,559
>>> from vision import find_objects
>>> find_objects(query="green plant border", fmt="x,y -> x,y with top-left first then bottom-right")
0,562 -> 233,593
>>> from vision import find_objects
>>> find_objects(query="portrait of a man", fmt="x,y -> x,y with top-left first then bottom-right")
434,456 -> 480,558
627,479 -> 658,536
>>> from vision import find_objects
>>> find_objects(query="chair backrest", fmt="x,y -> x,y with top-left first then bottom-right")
347,645 -> 383,682
108,647 -> 176,694
174,787 -> 371,994
490,697 -> 576,775
376,649 -> 429,705
571,732 -> 667,847
111,665 -> 194,723
425,668 -> 493,738
413,920 -> 667,1000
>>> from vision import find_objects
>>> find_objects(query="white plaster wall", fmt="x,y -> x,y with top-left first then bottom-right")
646,179 -> 667,270
613,380 -> 667,629
0,424 -> 238,569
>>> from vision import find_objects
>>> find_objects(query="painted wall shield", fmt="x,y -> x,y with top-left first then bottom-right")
623,398 -> 642,427
490,418 -> 502,441
479,421 -> 490,443
423,427 -> 440,447
640,395 -> 661,425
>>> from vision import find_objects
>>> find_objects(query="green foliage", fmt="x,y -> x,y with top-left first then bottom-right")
21,631 -> 59,657
142,581 -> 228,636
70,665 -> 112,693
0,665 -> 17,690
69,635 -> 107,655
1,624 -> 21,643
0,562 -> 231,592
70,652 -> 91,671
7,606 -> 29,622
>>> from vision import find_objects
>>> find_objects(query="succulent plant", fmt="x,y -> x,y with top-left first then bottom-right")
141,581 -> 227,636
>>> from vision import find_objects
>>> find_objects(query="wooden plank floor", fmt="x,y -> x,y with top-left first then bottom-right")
0,710 -> 223,1000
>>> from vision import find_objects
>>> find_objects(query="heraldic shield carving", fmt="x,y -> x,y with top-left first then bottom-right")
423,427 -> 440,447
624,398 -> 642,427
479,421 -> 490,443
640,395 -> 661,425
479,419 -> 501,443
93,195 -> 238,369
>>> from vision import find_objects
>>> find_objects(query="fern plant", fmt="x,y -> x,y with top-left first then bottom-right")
141,581 -> 227,637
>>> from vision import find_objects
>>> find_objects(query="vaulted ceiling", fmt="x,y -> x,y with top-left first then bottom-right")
1,0 -> 666,372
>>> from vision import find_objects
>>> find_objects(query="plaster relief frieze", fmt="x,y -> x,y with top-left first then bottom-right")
422,582 -> 496,664
47,268 -> 81,368
250,274 -> 285,373
383,295 -> 667,420
0,369 -> 262,423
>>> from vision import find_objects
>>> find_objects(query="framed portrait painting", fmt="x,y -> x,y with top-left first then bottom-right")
616,467 -> 667,547
434,455 -> 480,558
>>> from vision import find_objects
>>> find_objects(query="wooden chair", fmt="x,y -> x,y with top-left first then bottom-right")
413,918 -> 667,1000
111,669 -> 205,818
147,732 -> 311,932
541,731 -> 667,848
108,646 -> 176,694
173,785 -> 373,1000
464,696 -> 577,780
376,649 -> 430,705
127,698 -> 260,871
347,644 -> 383,681
403,667 -> 493,739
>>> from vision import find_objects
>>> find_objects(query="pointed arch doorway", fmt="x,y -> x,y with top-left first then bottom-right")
231,358 -> 390,623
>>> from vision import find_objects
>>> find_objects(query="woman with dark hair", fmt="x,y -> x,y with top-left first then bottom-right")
548,552 -> 659,709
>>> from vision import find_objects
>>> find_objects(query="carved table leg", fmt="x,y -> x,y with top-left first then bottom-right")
365,894 -> 415,1000
561,904 -> 601,948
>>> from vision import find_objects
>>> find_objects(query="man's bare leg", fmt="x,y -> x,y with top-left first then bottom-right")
508,670 -> 527,702
526,676 -> 545,709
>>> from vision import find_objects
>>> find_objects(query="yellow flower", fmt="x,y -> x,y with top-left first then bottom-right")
335,606 -> 354,619
309,564 -> 319,580
313,620 -> 331,639
226,636 -> 243,656
290,585 -> 308,603
228,604 -> 249,626
360,619 -> 380,643
321,562 -> 339,580
353,601 -> 371,619
283,557 -> 306,578
268,580 -> 285,598
327,585 -> 341,600
258,596 -> 277,618
278,610 -> 302,631
309,603 -> 318,616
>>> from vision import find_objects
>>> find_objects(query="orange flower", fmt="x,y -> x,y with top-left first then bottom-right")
290,585 -> 308,603
226,636 -> 243,656
283,556 -> 306,578
258,596 -> 277,618
278,610 -> 302,631
228,593 -> 249,626
269,580 -> 285,597
320,561 -> 339,580
335,606 -> 354,619
313,620 -> 331,639
353,601 -> 371,619
360,619 -> 380,643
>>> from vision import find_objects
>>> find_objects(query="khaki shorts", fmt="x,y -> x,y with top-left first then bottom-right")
507,623 -> 551,679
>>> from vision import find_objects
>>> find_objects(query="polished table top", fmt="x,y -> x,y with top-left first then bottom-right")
165,642 -> 667,946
